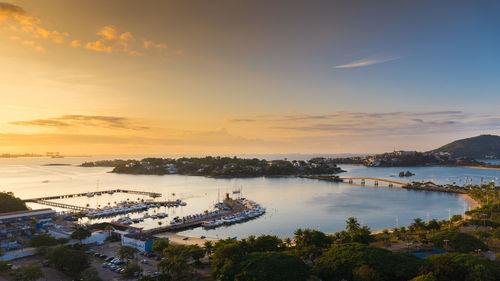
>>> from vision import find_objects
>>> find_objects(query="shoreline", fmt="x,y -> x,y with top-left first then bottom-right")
155,232 -> 219,246
464,166 -> 500,171
459,193 -> 481,210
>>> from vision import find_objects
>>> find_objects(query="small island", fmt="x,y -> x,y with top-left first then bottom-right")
81,156 -> 344,177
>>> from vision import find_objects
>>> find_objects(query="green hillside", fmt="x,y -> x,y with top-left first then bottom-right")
430,135 -> 500,159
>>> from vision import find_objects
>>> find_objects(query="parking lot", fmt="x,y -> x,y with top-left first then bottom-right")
88,241 -> 162,280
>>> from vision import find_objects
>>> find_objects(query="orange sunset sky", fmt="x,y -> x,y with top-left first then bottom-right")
1,1 -> 499,156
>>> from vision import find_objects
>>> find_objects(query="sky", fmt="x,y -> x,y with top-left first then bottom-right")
0,0 -> 499,156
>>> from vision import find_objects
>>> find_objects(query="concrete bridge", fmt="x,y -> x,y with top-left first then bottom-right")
340,177 -> 407,187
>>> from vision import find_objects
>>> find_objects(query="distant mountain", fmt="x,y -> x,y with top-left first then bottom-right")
429,135 -> 500,159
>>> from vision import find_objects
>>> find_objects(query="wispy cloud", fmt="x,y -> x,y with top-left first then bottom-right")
226,111 -> 500,137
9,115 -> 149,130
334,56 -> 401,69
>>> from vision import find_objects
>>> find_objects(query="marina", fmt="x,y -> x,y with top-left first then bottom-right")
2,157 -> 496,238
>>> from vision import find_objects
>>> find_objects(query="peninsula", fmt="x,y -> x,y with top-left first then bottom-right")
81,156 -> 344,177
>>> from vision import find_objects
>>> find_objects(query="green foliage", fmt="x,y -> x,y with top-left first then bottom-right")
424,253 -> 500,281
331,217 -> 374,245
430,134 -> 500,159
314,243 -> 425,281
81,267 -> 102,281
0,191 -> 28,213
28,233 -> 58,247
71,227 -> 91,244
48,245 -> 89,274
234,252 -> 309,281
203,240 -> 214,256
110,156 -> 341,177
410,273 -> 437,281
187,244 -> 205,263
431,232 -> 487,253
14,265 -> 44,281
293,228 -> 333,260
158,244 -> 193,280
152,239 -> 169,253
493,227 -> 500,239
123,263 -> 141,278
118,245 -> 138,261
0,261 -> 11,272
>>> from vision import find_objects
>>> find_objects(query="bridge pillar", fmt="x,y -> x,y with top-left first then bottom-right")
361,179 -> 365,185
349,179 -> 353,183
389,183 -> 393,187
374,181 -> 378,186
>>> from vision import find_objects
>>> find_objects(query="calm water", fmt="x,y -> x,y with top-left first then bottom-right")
0,157 -> 498,239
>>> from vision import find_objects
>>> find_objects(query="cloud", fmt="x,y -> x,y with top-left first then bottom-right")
0,2 -> 38,26
70,40 -> 82,47
1,3 -> 178,58
85,26 -> 171,56
97,25 -> 118,41
85,41 -> 112,53
143,40 -> 167,50
9,35 -> 44,51
9,115 -> 149,130
226,111 -> 500,138
334,56 -> 401,69
224,118 -> 257,123
1,2 -> 69,49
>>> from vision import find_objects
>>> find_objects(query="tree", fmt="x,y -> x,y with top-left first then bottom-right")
71,227 -> 91,245
152,239 -> 169,253
234,252 -> 309,281
203,240 -> 214,256
118,245 -> 138,264
18,265 -> 44,281
410,273 -> 438,281
48,246 -> 89,274
0,192 -> 28,213
346,217 -> 361,232
104,225 -> 114,239
425,253 -> 500,281
431,232 -> 487,253
81,267 -> 103,281
314,243 -> 424,281
187,244 -> 205,264
158,244 -> 192,280
123,263 -> 141,278
28,233 -> 58,247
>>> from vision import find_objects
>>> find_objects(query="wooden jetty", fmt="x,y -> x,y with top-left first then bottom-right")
23,189 -> 162,202
30,199 -> 93,211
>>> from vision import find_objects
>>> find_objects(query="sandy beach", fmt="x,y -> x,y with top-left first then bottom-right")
464,166 -> 500,171
156,232 -> 219,246
460,193 -> 481,210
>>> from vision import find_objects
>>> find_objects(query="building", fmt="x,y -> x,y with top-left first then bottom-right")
0,209 -> 56,239
49,225 -> 108,245
121,232 -> 167,252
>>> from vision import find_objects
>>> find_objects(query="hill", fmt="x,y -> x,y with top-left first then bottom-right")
430,135 -> 500,159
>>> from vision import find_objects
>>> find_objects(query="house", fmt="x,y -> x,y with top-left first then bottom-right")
121,232 -> 167,252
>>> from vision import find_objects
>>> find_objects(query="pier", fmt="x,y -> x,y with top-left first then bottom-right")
30,199 -> 93,211
23,189 -> 162,202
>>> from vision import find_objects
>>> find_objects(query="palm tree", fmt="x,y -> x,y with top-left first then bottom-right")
104,225 -> 114,239
346,217 -> 360,232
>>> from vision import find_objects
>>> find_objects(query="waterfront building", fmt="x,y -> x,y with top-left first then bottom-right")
121,232 -> 167,252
